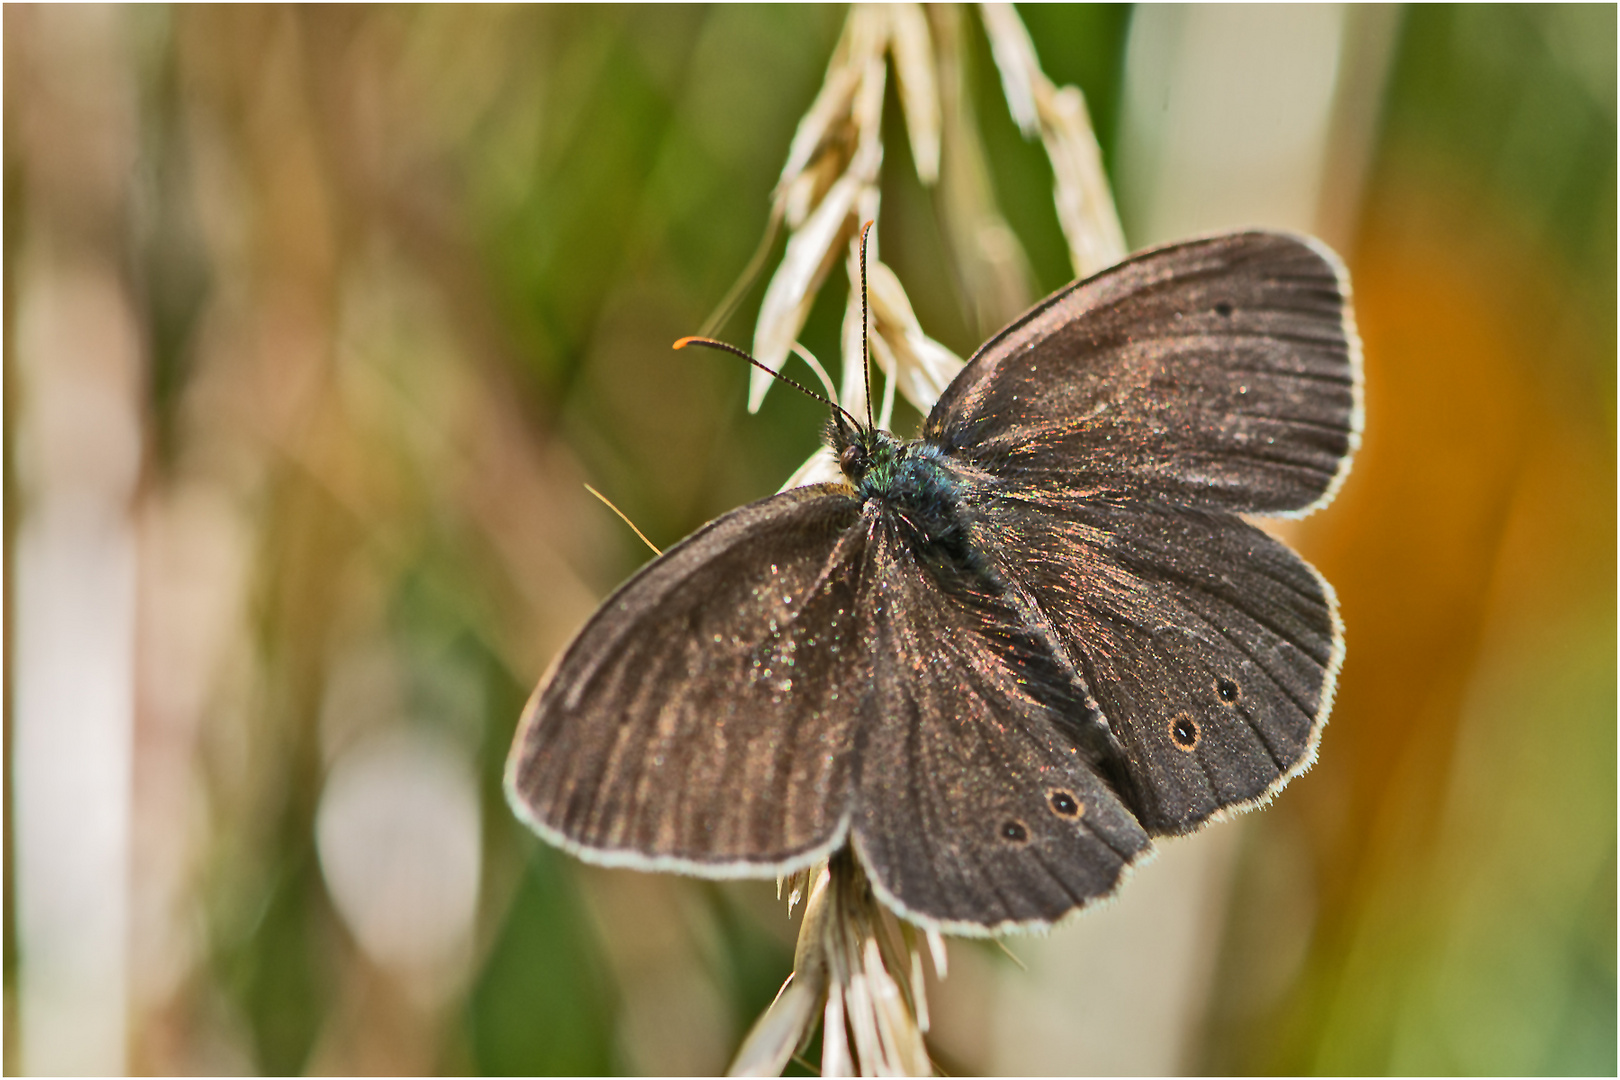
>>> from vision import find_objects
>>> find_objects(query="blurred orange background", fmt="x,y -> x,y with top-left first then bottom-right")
5,5 -> 1613,1075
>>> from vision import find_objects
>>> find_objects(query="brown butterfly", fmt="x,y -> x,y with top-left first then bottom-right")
508,230 -> 1361,934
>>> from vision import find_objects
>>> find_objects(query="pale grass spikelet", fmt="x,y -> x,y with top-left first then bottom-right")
887,3 -> 941,184
774,6 -> 887,222
979,2 -> 1127,277
730,855 -> 936,1078
864,257 -> 966,412
729,11 -> 1129,1072
929,4 -> 1039,337
753,167 -> 873,413
751,4 -> 947,414
751,7 -> 886,411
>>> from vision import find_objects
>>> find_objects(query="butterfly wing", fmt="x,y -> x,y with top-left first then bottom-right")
926,230 -> 1360,518
924,230 -> 1357,836
847,517 -> 1151,933
505,484 -> 870,876
964,494 -> 1340,835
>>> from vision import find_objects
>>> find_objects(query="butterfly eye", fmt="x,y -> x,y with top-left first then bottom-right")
1214,301 -> 1234,317
1000,819 -> 1029,844
1047,789 -> 1082,819
1216,677 -> 1241,703
839,444 -> 864,475
1170,714 -> 1200,750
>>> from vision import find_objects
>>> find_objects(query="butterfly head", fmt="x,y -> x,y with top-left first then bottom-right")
829,413 -> 893,487
828,414 -> 960,522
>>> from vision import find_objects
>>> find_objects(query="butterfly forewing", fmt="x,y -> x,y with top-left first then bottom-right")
506,484 -> 869,875
926,231 -> 1359,517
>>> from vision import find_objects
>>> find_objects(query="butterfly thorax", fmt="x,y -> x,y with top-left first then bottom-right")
833,425 -> 969,557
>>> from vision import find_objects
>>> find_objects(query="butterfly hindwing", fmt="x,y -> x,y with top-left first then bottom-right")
847,518 -> 1151,932
966,493 -> 1340,835
926,231 -> 1359,517
506,484 -> 870,875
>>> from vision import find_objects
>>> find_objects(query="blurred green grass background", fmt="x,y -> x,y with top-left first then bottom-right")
4,5 -> 1613,1074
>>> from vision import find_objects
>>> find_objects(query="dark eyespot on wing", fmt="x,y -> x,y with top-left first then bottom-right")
1171,714 -> 1200,749
1048,789 -> 1082,818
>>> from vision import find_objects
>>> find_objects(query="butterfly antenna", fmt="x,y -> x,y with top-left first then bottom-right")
859,220 -> 876,432
673,336 -> 862,430
583,483 -> 662,556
